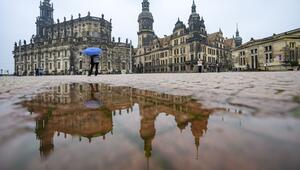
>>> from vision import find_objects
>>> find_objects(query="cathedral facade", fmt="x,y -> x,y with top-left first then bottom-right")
13,0 -> 133,76
134,0 -> 242,73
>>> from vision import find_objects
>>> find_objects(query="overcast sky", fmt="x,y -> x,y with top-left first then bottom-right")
0,0 -> 299,73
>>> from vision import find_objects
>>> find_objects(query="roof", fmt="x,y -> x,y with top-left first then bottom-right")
138,11 -> 154,21
234,27 -> 300,50
158,36 -> 171,46
207,31 -> 223,45
224,38 -> 235,49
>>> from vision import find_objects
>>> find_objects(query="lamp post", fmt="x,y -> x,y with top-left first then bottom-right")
129,40 -> 133,74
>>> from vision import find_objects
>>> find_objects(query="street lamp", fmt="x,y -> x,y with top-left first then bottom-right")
129,40 -> 133,74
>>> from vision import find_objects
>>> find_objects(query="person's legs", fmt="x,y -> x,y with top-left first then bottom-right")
95,63 -> 99,76
89,63 -> 95,76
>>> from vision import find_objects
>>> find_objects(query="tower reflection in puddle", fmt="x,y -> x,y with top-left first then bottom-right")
22,83 -> 214,162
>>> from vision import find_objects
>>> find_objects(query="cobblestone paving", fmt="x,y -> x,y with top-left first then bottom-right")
1,72 -> 300,116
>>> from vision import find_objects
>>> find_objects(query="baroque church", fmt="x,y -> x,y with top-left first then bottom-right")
13,0 -> 133,76
134,0 -> 243,73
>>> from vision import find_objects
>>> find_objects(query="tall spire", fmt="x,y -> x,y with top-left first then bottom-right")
142,0 -> 150,12
234,23 -> 243,47
192,0 -> 196,13
42,0 -> 51,6
236,23 -> 240,37
195,137 -> 200,160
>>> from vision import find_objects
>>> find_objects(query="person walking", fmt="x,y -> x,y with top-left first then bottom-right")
89,55 -> 100,76
82,47 -> 102,76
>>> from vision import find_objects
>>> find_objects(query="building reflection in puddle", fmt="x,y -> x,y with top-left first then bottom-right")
22,83 -> 214,165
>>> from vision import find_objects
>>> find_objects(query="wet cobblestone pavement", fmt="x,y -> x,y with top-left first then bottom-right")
0,72 -> 300,170
1,72 -> 300,115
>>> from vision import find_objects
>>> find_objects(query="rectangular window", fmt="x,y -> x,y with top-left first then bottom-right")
58,62 -> 61,69
108,62 -> 111,70
269,53 -> 273,62
290,42 -> 295,48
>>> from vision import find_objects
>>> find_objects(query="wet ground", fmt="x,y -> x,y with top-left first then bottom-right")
0,72 -> 300,170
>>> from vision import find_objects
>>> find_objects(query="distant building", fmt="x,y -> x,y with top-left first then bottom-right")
208,29 -> 234,71
232,28 -> 300,71
13,0 -> 133,76
134,0 -> 238,73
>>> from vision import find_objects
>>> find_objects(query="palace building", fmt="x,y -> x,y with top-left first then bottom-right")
134,0 -> 241,73
232,28 -> 300,71
13,0 -> 133,76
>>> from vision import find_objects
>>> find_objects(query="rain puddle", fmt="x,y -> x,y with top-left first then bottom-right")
0,83 -> 300,170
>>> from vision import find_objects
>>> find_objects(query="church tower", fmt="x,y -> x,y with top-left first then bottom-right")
36,0 -> 54,37
188,0 -> 207,42
234,24 -> 243,47
137,0 -> 154,48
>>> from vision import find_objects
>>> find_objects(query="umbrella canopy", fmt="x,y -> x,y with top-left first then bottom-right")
82,47 -> 102,56
84,100 -> 103,109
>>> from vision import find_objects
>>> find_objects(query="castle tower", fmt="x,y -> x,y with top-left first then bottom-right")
235,24 -> 243,47
36,0 -> 54,37
188,0 -> 207,42
137,0 -> 154,48
191,117 -> 208,160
